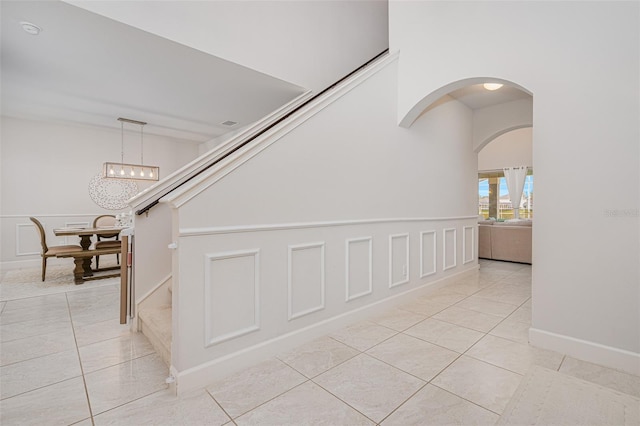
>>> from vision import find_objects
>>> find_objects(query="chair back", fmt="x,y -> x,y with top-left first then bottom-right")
29,217 -> 48,253
93,215 -> 119,239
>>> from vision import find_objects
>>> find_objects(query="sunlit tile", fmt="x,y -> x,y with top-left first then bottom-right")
0,349 -> 81,399
94,388 -> 230,425
79,332 -> 156,373
277,336 -> 359,378
370,308 -> 427,331
404,318 -> 484,353
329,321 -> 397,351
366,333 -> 458,381
466,335 -> 563,375
559,356 -> 640,398
0,328 -> 76,366
455,295 -> 518,317
432,306 -> 503,333
432,356 -> 522,414
314,354 -> 425,423
207,358 -> 306,418
235,381 -> 373,425
85,353 -> 168,415
382,384 -> 499,425
0,377 -> 90,426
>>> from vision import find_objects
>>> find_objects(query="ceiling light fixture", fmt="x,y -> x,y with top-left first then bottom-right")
20,21 -> 42,35
103,118 -> 159,181
483,83 -> 504,91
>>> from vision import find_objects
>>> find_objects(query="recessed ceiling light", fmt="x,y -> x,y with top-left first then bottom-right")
20,21 -> 42,35
483,83 -> 503,91
221,120 -> 238,127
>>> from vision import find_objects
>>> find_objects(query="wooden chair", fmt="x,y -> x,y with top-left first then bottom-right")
92,215 -> 121,269
30,217 -> 82,282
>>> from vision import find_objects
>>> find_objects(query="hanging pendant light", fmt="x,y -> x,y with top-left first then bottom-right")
103,118 -> 159,181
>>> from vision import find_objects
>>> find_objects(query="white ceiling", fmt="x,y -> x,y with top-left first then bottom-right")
448,84 -> 531,110
0,1 -> 307,142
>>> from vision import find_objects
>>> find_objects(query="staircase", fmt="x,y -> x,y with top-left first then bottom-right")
137,280 -> 172,366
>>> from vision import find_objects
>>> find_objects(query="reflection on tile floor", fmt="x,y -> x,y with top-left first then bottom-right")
2,259 -> 639,425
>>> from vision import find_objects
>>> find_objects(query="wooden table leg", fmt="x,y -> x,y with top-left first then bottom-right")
72,257 -> 85,285
79,235 -> 94,277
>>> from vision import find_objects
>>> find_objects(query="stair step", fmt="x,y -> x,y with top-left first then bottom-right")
139,305 -> 172,366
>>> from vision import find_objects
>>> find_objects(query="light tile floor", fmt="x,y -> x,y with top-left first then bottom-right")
1,259 -> 639,425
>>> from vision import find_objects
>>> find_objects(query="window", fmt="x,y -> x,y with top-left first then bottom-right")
478,171 -> 533,219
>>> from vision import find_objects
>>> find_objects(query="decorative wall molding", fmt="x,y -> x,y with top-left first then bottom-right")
15,223 -> 39,256
443,228 -> 457,271
420,230 -> 437,278
179,215 -> 478,237
174,266 -> 479,394
1,213 -> 115,218
463,226 -> 475,264
345,237 -> 373,301
389,233 -> 409,288
288,242 -> 326,321
204,249 -> 260,347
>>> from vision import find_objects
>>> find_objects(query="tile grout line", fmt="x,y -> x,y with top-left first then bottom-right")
65,291 -> 95,425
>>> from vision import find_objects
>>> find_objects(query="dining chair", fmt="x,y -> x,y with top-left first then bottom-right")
92,214 -> 121,269
30,217 -> 82,282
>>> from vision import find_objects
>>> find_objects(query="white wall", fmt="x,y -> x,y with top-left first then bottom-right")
0,116 -> 200,267
390,1 -> 640,372
478,127 -> 533,171
163,57 -> 480,386
66,0 -> 389,94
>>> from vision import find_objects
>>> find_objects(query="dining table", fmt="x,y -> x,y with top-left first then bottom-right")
53,226 -> 125,278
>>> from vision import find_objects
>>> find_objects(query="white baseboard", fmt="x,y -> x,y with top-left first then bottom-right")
172,265 -> 478,395
529,327 -> 640,376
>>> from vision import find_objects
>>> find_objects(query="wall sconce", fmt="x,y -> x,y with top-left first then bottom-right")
104,118 -> 159,181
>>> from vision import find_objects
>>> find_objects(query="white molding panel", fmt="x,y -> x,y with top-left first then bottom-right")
345,237 -> 373,301
420,230 -> 437,278
204,249 -> 260,347
15,223 -> 39,256
463,226 -> 475,264
443,228 -> 457,271
179,215 -> 478,237
389,233 -> 410,288
288,242 -> 326,320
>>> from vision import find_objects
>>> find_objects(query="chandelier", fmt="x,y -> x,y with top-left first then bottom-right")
103,117 -> 159,181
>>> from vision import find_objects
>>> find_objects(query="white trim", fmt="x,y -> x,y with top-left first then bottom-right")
443,228 -> 457,271
287,242 -> 326,321
163,53 -> 399,209
420,230 -> 437,278
203,249 -> 260,347
529,327 -> 640,376
345,237 -> 373,302
462,226 -> 475,264
16,223 -> 39,256
388,233 -> 410,288
179,215 -> 478,237
136,274 -> 172,306
172,265 -> 478,395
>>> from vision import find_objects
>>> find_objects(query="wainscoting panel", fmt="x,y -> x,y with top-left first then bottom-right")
346,237 -> 373,301
288,242 -> 325,320
420,230 -> 437,278
15,223 -> 40,256
443,228 -> 457,271
463,226 -> 474,264
389,233 -> 409,288
204,249 -> 260,347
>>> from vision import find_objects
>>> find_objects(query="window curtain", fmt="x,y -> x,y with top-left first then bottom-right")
503,166 -> 528,219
